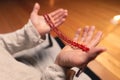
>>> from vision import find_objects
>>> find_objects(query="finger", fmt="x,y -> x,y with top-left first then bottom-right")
89,31 -> 103,47
48,9 -> 67,27
84,26 -> 95,43
80,26 -> 89,43
54,15 -> 67,27
49,8 -> 64,17
54,18 -> 66,27
31,3 -> 40,16
54,11 -> 68,23
73,28 -> 81,42
54,10 -> 68,21
88,47 -> 106,59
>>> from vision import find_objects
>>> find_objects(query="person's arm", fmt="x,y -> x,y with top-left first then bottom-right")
0,20 -> 44,55
0,3 -> 67,55
41,25 -> 106,80
0,45 -> 67,80
54,26 -> 106,78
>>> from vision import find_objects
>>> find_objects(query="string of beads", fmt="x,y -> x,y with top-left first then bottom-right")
43,14 -> 89,52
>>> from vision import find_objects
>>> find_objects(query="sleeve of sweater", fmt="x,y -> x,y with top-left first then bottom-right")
0,46 -> 67,80
41,64 -> 66,80
0,20 -> 44,55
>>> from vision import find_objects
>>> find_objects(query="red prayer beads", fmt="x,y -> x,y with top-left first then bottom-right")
43,14 -> 89,52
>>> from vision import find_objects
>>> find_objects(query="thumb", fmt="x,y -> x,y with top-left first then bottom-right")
31,3 -> 40,15
88,47 -> 106,58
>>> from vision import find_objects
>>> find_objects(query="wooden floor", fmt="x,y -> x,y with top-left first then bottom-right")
0,0 -> 120,80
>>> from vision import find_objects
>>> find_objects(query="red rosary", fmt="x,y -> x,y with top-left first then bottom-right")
43,14 -> 89,77
43,14 -> 89,52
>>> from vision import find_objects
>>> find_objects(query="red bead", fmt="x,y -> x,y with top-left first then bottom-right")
43,14 -> 90,52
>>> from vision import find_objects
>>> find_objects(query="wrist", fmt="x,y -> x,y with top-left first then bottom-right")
41,34 -> 46,40
55,59 -> 71,70
54,61 -> 75,80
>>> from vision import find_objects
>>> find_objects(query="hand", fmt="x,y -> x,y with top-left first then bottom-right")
30,3 -> 68,35
55,26 -> 106,68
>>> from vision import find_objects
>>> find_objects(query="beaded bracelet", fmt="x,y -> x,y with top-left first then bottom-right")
43,14 -> 89,52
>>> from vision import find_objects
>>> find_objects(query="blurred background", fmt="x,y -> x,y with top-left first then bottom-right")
0,0 -> 120,80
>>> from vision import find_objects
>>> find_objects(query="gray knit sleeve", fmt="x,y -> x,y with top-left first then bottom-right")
0,20 -> 44,55
41,64 -> 66,80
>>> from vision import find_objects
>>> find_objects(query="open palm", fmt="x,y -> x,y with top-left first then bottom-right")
55,26 -> 106,68
30,3 -> 68,35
